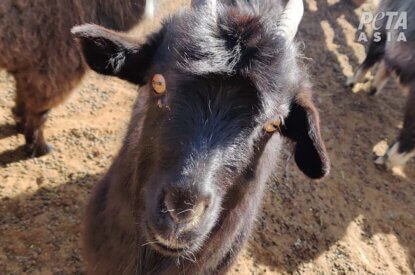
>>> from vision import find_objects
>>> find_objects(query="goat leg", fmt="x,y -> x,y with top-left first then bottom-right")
375,88 -> 415,169
11,101 -> 26,133
347,37 -> 385,88
369,60 -> 389,96
24,109 -> 52,157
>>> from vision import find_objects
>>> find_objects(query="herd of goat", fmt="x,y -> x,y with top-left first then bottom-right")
0,0 -> 414,274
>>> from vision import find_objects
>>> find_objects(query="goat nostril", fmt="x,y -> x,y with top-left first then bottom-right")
163,193 -> 174,215
163,193 -> 206,224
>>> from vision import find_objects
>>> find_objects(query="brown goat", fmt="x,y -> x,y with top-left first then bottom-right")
73,0 -> 330,274
0,0 -> 147,157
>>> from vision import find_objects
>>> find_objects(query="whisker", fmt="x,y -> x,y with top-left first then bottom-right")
161,208 -> 176,213
177,208 -> 195,215
141,241 -> 162,247
184,201 -> 195,207
185,251 -> 197,263
182,254 -> 197,263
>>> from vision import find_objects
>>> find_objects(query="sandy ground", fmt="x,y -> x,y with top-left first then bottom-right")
1,0 -> 414,274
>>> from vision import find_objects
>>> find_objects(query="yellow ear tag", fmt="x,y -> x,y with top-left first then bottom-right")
264,118 -> 282,133
152,74 -> 166,94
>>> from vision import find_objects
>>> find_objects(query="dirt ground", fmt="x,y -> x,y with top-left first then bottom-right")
1,0 -> 414,274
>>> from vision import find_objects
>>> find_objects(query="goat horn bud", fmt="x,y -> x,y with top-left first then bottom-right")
277,0 -> 304,41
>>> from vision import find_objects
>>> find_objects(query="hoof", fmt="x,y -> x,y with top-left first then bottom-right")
369,87 -> 378,96
26,143 -> 53,158
346,77 -> 355,88
374,156 -> 388,171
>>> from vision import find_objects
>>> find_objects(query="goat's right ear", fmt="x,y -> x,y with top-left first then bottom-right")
281,90 -> 330,179
71,24 -> 160,85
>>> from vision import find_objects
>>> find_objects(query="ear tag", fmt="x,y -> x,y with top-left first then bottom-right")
152,74 -> 166,94
264,117 -> 283,133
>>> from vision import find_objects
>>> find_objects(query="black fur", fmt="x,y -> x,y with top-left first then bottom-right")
353,0 -> 415,159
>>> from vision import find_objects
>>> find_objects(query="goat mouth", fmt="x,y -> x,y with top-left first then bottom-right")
144,224 -> 187,256
150,241 -> 187,255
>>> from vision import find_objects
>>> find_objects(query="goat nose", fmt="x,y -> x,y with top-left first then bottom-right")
163,192 -> 208,224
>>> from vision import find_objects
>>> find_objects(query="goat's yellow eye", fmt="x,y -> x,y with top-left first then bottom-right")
152,74 -> 166,94
264,118 -> 282,133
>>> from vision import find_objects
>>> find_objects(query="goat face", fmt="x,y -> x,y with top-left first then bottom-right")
136,74 -> 262,256
73,0 -> 330,257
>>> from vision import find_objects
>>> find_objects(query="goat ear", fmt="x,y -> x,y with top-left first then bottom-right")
281,91 -> 330,179
71,24 -> 160,85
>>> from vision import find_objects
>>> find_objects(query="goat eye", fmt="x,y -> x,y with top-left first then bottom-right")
263,118 -> 282,133
152,74 -> 166,95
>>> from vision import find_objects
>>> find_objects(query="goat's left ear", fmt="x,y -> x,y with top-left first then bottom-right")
72,24 -> 161,85
281,91 -> 330,179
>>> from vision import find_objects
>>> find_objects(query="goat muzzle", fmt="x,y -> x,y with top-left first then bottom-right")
163,192 -> 207,227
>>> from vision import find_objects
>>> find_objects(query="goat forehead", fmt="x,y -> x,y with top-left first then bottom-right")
167,77 -> 260,122
153,6 -> 301,109
156,81 -> 262,160
160,73 -> 294,122
160,4 -> 286,77
151,76 -> 256,121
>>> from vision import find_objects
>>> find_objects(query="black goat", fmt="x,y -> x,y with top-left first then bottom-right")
72,0 -> 330,274
348,0 -> 415,170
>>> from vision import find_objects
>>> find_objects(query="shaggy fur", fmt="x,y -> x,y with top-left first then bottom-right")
0,0 -> 146,156
73,1 -> 330,274
348,0 -> 415,169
